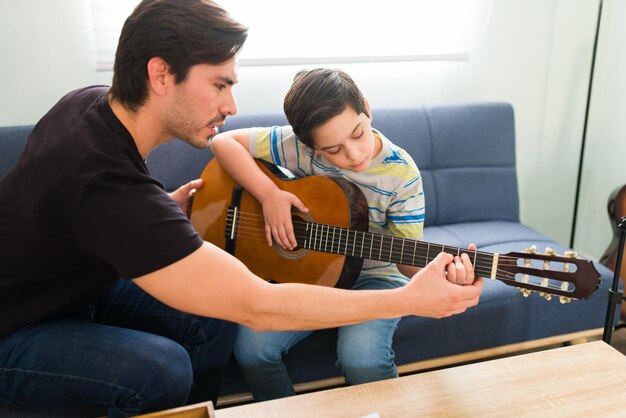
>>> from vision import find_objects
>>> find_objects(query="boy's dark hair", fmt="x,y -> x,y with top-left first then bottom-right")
109,0 -> 248,112
283,68 -> 369,149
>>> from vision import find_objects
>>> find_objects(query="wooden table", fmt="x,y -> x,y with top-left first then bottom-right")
215,341 -> 626,417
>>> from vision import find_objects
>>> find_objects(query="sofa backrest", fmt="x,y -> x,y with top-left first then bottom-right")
0,103 -> 519,226
149,103 -> 519,226
0,125 -> 33,178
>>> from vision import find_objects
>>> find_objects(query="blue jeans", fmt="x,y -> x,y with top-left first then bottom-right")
233,277 -> 403,401
0,279 -> 236,417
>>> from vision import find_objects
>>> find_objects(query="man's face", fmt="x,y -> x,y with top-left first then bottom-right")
164,59 -> 239,149
311,105 -> 381,172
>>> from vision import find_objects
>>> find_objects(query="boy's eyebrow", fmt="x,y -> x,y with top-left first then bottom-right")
319,122 -> 362,150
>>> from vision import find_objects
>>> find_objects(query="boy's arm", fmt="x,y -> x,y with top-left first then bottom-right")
133,242 -> 484,331
210,130 -> 308,249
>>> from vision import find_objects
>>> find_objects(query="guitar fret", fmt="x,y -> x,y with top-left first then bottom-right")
426,242 -> 431,264
360,232 -> 364,258
305,223 -> 310,249
379,235 -> 383,261
412,240 -> 417,266
331,226 -> 336,254
352,230 -> 357,257
314,223 -> 319,251
324,225 -> 328,252
399,238 -> 405,265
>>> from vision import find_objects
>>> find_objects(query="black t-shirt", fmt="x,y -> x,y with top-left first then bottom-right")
0,86 -> 203,337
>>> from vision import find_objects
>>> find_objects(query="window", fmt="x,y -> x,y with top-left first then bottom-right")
91,0 -> 470,70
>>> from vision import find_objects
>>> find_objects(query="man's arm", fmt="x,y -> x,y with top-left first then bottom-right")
133,241 -> 483,331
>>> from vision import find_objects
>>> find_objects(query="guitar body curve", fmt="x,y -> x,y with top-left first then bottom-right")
599,183 -> 626,319
190,159 -> 368,288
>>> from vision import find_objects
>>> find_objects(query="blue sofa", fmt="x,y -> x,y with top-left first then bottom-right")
0,103 -> 617,414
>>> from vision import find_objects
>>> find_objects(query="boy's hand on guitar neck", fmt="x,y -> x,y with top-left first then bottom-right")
260,188 -> 309,250
405,252 -> 483,319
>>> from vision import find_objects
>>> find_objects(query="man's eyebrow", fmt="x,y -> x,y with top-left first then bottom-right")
218,76 -> 237,85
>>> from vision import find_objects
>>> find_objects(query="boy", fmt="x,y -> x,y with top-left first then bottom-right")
210,68 -> 478,400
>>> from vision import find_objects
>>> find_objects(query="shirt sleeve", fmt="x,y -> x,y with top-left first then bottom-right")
247,126 -> 312,176
73,174 -> 203,279
386,155 -> 425,240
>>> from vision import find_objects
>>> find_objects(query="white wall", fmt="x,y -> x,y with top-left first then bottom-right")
573,0 -> 626,259
1,0 -> 623,260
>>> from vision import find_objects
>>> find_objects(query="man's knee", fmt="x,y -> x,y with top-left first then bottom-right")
116,336 -> 194,413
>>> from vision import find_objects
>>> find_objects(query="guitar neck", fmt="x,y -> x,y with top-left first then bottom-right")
299,221 -> 498,279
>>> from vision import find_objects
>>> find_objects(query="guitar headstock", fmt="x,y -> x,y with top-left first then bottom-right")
497,246 -> 600,303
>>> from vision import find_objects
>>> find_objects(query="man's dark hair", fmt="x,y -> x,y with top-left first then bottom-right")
283,68 -> 369,149
109,0 -> 248,112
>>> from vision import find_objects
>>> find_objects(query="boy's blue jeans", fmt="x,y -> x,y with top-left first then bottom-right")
0,279 -> 236,417
234,277 -> 403,401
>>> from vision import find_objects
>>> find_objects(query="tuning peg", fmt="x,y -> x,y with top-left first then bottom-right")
559,296 -> 572,304
560,251 -> 578,293
544,247 -> 556,256
540,248 -> 556,292
521,246 -> 536,285
519,288 -> 532,297
523,245 -> 537,254
539,292 -> 552,301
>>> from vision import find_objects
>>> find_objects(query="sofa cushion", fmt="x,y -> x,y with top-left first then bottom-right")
0,126 -> 30,177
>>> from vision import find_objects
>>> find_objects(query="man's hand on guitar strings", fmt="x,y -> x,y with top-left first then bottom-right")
446,243 -> 479,286
407,252 -> 483,318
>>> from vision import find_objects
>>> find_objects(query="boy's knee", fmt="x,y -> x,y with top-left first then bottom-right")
233,334 -> 280,365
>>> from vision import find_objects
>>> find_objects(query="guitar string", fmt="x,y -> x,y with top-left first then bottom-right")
228,211 -> 512,260
225,229 -> 579,292
227,213 -> 535,275
228,211 -> 573,269
223,215 -> 528,281
227,211 -> 523,265
225,213 -> 579,290
227,212 -> 579,290
227,228 -> 526,284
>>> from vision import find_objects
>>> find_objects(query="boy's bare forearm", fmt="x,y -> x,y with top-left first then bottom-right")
210,133 -> 278,203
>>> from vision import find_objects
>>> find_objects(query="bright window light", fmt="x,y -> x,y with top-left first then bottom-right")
91,0 -> 470,70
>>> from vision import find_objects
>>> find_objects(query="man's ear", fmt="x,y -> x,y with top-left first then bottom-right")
146,57 -> 172,96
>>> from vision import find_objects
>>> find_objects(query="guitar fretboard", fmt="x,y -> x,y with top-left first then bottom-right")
298,221 -> 498,279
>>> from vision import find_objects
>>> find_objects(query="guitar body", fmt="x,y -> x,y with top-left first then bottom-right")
599,183 -> 626,319
190,159 -> 369,288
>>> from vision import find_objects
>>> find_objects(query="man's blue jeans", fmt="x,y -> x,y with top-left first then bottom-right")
234,277 -> 403,401
0,279 -> 236,417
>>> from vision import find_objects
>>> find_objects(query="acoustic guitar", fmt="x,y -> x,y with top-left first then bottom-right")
599,183 -> 626,319
190,159 -> 600,303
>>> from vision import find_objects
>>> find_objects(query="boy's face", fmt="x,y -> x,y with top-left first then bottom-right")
311,104 -> 382,172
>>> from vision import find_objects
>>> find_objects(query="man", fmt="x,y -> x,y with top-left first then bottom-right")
0,1 -> 483,416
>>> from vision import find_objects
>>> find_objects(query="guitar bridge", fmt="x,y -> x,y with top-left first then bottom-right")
225,186 -> 243,256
